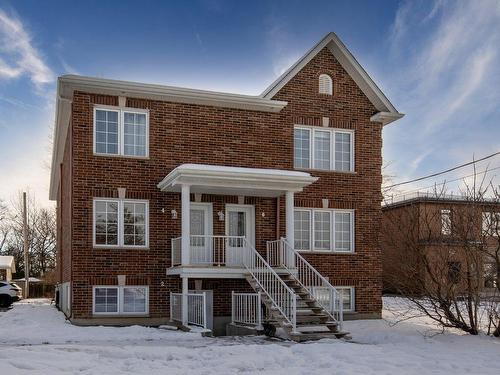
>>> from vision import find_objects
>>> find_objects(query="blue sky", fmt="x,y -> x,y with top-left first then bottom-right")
0,0 -> 499,206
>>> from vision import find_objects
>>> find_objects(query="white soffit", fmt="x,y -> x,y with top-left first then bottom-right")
157,164 -> 318,197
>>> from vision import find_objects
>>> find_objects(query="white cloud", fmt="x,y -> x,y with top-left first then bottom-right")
383,0 -> 500,193
0,8 -> 54,86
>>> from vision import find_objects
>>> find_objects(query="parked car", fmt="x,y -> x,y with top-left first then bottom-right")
0,281 -> 22,307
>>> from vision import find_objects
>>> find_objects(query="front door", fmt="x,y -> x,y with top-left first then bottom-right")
190,203 -> 213,264
225,204 -> 255,266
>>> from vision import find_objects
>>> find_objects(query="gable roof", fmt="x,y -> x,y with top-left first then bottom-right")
261,32 -> 404,125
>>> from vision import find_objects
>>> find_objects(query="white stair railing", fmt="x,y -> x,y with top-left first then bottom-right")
242,238 -> 297,332
170,292 -> 207,329
231,292 -> 262,329
267,238 -> 344,328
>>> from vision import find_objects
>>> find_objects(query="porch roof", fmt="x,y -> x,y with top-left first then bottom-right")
157,164 -> 318,197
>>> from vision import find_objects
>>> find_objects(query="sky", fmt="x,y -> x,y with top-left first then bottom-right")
0,0 -> 499,207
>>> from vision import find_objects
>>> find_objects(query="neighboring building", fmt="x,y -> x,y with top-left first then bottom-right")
49,33 -> 403,338
382,192 -> 500,295
0,256 -> 15,281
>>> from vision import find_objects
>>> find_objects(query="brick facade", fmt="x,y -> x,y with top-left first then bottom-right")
57,46 -> 384,323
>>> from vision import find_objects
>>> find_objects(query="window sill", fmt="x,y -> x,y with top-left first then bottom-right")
297,250 -> 355,255
93,152 -> 150,160
92,314 -> 150,318
93,246 -> 149,250
295,167 -> 356,175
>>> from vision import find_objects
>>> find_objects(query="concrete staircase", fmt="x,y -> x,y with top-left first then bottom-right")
246,274 -> 348,342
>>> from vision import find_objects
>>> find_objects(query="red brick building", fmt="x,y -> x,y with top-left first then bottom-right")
49,33 -> 403,337
382,193 -> 500,296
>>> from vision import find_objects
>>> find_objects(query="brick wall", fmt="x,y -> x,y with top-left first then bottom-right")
59,47 -> 384,319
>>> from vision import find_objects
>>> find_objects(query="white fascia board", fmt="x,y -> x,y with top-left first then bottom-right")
49,76 -> 288,200
370,112 -> 405,126
59,75 -> 288,113
157,164 -> 318,194
260,32 -> 404,124
49,84 -> 72,201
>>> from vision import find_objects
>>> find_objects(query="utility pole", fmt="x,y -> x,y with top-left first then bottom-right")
23,192 -> 29,299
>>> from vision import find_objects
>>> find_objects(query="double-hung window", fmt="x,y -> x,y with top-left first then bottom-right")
294,208 -> 354,252
94,107 -> 149,157
294,126 -> 354,172
94,198 -> 148,248
93,286 -> 149,315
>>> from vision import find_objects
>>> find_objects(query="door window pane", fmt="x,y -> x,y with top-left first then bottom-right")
95,109 -> 119,154
190,209 -> 205,247
228,211 -> 245,247
294,210 -> 311,250
314,211 -> 331,250
334,212 -> 352,252
294,129 -> 310,168
314,130 -> 331,169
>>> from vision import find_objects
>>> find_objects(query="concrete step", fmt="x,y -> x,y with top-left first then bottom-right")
289,331 -> 349,342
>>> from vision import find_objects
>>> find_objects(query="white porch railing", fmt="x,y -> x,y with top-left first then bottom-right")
267,238 -> 344,328
242,238 -> 297,332
171,237 -> 181,266
170,235 -> 247,267
231,292 -> 262,328
170,292 -> 207,328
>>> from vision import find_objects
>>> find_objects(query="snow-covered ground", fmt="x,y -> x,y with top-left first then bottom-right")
0,298 -> 499,374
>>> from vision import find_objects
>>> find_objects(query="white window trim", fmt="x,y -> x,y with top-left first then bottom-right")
93,105 -> 150,158
483,212 -> 500,236
93,198 -> 149,249
319,74 -> 333,95
294,125 -> 355,172
295,208 -> 355,253
92,285 -> 149,316
441,209 -> 452,236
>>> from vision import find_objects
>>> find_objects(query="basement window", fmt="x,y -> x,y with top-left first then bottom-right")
313,286 -> 355,312
93,286 -> 149,315
94,106 -> 149,157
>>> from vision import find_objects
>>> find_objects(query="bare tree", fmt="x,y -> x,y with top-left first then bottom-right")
382,171 -> 500,336
0,199 -> 8,252
1,192 -> 56,278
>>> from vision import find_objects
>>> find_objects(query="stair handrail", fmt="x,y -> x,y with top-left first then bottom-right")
270,238 -> 344,328
242,238 -> 297,332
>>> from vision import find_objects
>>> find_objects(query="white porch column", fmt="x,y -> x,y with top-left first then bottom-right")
285,191 -> 294,246
181,184 -> 190,266
182,277 -> 188,326
285,191 -> 295,268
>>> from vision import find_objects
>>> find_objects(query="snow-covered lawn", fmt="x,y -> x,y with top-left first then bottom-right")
0,298 -> 499,374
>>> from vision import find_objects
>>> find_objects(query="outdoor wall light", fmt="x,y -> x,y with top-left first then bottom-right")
261,211 -> 266,218
171,209 -> 178,219
217,211 -> 225,221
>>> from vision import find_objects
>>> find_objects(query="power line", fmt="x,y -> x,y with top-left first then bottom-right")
390,165 -> 500,197
385,151 -> 500,188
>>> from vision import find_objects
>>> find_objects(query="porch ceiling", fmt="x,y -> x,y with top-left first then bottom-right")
157,164 -> 318,197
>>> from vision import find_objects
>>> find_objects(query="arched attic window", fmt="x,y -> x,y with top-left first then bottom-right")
319,74 -> 333,95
